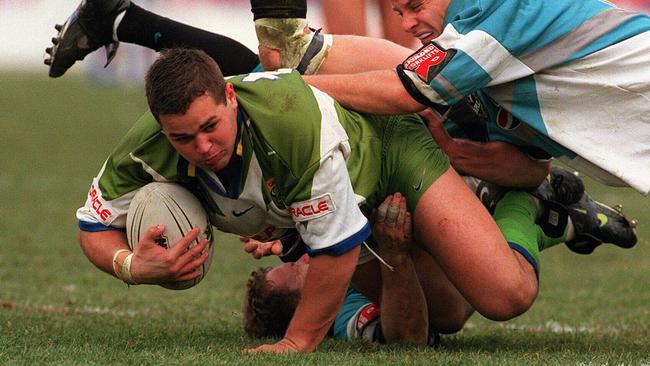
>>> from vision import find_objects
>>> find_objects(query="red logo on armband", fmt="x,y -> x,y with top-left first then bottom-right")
356,303 -> 381,331
88,184 -> 112,221
289,194 -> 336,222
402,43 -> 450,82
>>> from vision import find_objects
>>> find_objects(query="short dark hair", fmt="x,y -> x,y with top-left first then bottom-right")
242,267 -> 301,339
145,48 -> 227,121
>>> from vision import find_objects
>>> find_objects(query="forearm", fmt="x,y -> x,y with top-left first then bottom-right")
303,70 -> 425,115
78,229 -> 130,278
444,139 -> 550,188
284,246 -> 360,351
319,35 -> 412,74
379,253 -> 428,345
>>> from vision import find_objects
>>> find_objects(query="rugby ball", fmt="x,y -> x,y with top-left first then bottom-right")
126,182 -> 214,290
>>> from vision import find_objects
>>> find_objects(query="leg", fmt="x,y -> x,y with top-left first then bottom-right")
377,0 -> 418,48
414,168 -> 539,320
322,0 -> 367,36
410,246 -> 474,334
46,0 -> 258,77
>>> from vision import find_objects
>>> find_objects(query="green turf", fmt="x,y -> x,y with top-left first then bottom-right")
1,72 -> 649,365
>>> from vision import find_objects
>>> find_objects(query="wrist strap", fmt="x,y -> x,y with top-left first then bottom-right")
112,249 -> 137,285
121,253 -> 137,285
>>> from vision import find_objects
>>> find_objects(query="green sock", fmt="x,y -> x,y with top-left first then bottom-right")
493,191 -> 541,275
536,224 -> 569,250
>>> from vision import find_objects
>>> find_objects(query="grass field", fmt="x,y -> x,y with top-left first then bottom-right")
1,72 -> 649,365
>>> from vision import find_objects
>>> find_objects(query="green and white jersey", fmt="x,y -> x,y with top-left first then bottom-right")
78,70 -> 364,255
77,69 -> 449,255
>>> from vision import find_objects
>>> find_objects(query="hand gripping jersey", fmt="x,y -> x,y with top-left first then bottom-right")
398,0 -> 650,195
77,70 -> 449,256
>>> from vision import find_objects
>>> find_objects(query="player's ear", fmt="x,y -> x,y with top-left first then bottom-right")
225,82 -> 237,108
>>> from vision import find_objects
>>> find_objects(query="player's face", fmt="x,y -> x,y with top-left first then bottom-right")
160,84 -> 238,172
266,254 -> 310,293
391,0 -> 451,44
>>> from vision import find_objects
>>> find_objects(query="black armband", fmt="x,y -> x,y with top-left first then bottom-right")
396,42 -> 457,113
251,0 -> 307,20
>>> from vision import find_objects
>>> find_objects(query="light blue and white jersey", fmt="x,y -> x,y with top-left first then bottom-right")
400,0 -> 650,194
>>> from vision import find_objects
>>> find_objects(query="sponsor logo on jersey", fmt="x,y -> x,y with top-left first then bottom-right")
402,42 -> 450,83
355,303 -> 380,332
232,205 -> 255,217
88,184 -> 112,222
289,194 -> 336,222
466,93 -> 489,119
496,108 -> 521,130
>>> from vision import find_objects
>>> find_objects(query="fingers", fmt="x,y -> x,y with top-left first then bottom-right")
138,224 -> 166,248
243,239 -> 260,254
418,108 -> 445,127
404,212 -> 413,241
271,241 -> 284,255
376,198 -> 389,224
178,238 -> 209,265
396,195 -> 407,227
244,239 -> 283,259
378,193 -> 405,227
177,250 -> 210,280
168,227 -> 200,257
253,241 -> 278,259
386,199 -> 400,226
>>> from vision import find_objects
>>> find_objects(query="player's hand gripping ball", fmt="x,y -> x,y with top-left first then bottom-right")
126,183 -> 214,290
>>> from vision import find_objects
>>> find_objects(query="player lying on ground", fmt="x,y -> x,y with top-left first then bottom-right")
243,194 -> 453,345
46,0 -> 637,255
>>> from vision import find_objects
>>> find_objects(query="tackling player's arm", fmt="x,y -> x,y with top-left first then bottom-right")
373,193 -> 429,345
422,110 -> 550,187
303,70 -> 426,115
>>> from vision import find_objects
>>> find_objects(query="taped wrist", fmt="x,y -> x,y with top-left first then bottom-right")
112,249 -> 137,285
396,41 -> 457,112
254,18 -> 332,74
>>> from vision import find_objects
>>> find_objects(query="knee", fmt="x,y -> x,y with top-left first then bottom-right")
476,281 -> 538,321
431,305 -> 473,334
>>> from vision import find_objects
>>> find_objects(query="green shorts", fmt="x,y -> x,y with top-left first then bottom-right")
363,113 -> 450,214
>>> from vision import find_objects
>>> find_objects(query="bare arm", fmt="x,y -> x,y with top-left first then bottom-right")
318,35 -> 412,74
304,70 -> 425,115
374,193 -> 428,345
78,229 -> 132,277
304,35 -> 424,114
245,245 -> 360,353
422,110 -> 550,187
